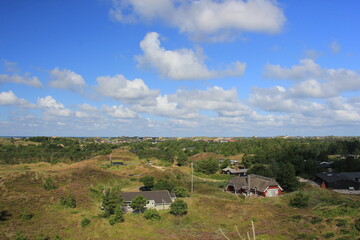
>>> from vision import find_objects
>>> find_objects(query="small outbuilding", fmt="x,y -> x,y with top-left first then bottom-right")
221,167 -> 248,176
225,174 -> 283,197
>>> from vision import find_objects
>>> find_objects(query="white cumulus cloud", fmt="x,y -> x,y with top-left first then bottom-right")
110,0 -> 285,41
103,105 -> 138,119
74,103 -> 99,118
264,59 -> 360,98
264,59 -> 322,80
0,74 -> 42,87
133,95 -> 198,119
49,67 -> 86,91
37,96 -> 71,117
96,74 -> 159,101
0,90 -> 30,106
136,32 -> 246,80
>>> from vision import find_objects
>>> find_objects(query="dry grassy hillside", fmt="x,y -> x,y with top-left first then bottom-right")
0,149 -> 359,240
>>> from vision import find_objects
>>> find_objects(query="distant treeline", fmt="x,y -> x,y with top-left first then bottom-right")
132,138 -> 360,161
131,138 -> 360,182
0,137 -> 119,164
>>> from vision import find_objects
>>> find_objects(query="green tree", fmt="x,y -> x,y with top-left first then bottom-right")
130,195 -> 147,213
194,158 -> 219,175
143,208 -> 161,220
170,199 -> 188,216
109,205 -> 124,225
276,162 -> 299,191
140,176 -> 155,189
177,152 -> 188,166
173,186 -> 188,198
248,164 -> 274,178
153,179 -> 175,192
289,191 -> 310,208
220,159 -> 231,169
102,187 -> 123,217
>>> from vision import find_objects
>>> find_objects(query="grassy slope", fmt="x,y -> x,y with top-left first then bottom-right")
0,149 -> 359,240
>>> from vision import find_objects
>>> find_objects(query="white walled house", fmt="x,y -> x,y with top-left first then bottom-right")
121,190 -> 175,212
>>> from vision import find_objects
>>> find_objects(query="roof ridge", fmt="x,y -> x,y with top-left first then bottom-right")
248,174 -> 276,181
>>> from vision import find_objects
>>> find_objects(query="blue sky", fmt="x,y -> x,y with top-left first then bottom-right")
1,0 -> 360,137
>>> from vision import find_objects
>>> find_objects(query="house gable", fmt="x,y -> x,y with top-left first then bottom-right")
225,174 -> 282,197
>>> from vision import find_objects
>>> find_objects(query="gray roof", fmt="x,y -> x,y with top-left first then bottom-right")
338,172 -> 360,179
222,168 -> 248,174
121,190 -> 173,204
227,174 -> 282,192
315,173 -> 344,183
316,172 -> 360,182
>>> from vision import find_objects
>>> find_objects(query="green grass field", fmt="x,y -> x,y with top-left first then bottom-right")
0,149 -> 359,240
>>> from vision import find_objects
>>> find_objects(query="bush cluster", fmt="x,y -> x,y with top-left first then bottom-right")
170,199 -> 188,216
43,177 -> 57,190
60,194 -> 76,208
143,209 -> 161,220
289,192 -> 310,208
81,217 -> 91,227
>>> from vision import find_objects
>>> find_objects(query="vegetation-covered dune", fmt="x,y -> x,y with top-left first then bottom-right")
0,137 -> 359,239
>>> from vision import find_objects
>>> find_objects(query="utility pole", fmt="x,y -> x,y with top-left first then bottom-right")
191,162 -> 194,193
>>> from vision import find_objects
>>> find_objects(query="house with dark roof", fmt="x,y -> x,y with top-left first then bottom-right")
121,190 -> 176,212
221,167 -> 248,176
225,174 -> 283,197
319,161 -> 333,172
314,172 -> 360,190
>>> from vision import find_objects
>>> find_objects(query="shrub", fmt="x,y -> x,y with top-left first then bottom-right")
289,192 -> 309,208
143,208 -> 161,220
34,234 -> 49,240
108,215 -> 117,225
354,218 -> 360,231
20,209 -> 33,221
0,205 -> 9,221
170,199 -> 188,216
173,186 -> 188,198
81,217 -> 90,227
43,177 -> 57,190
296,233 -> 317,240
310,216 -> 323,224
108,205 -> 124,225
60,194 -> 76,208
336,219 -> 348,227
13,231 -> 27,240
323,232 -> 335,239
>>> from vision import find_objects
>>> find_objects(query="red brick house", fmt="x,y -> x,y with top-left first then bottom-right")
225,174 -> 283,197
